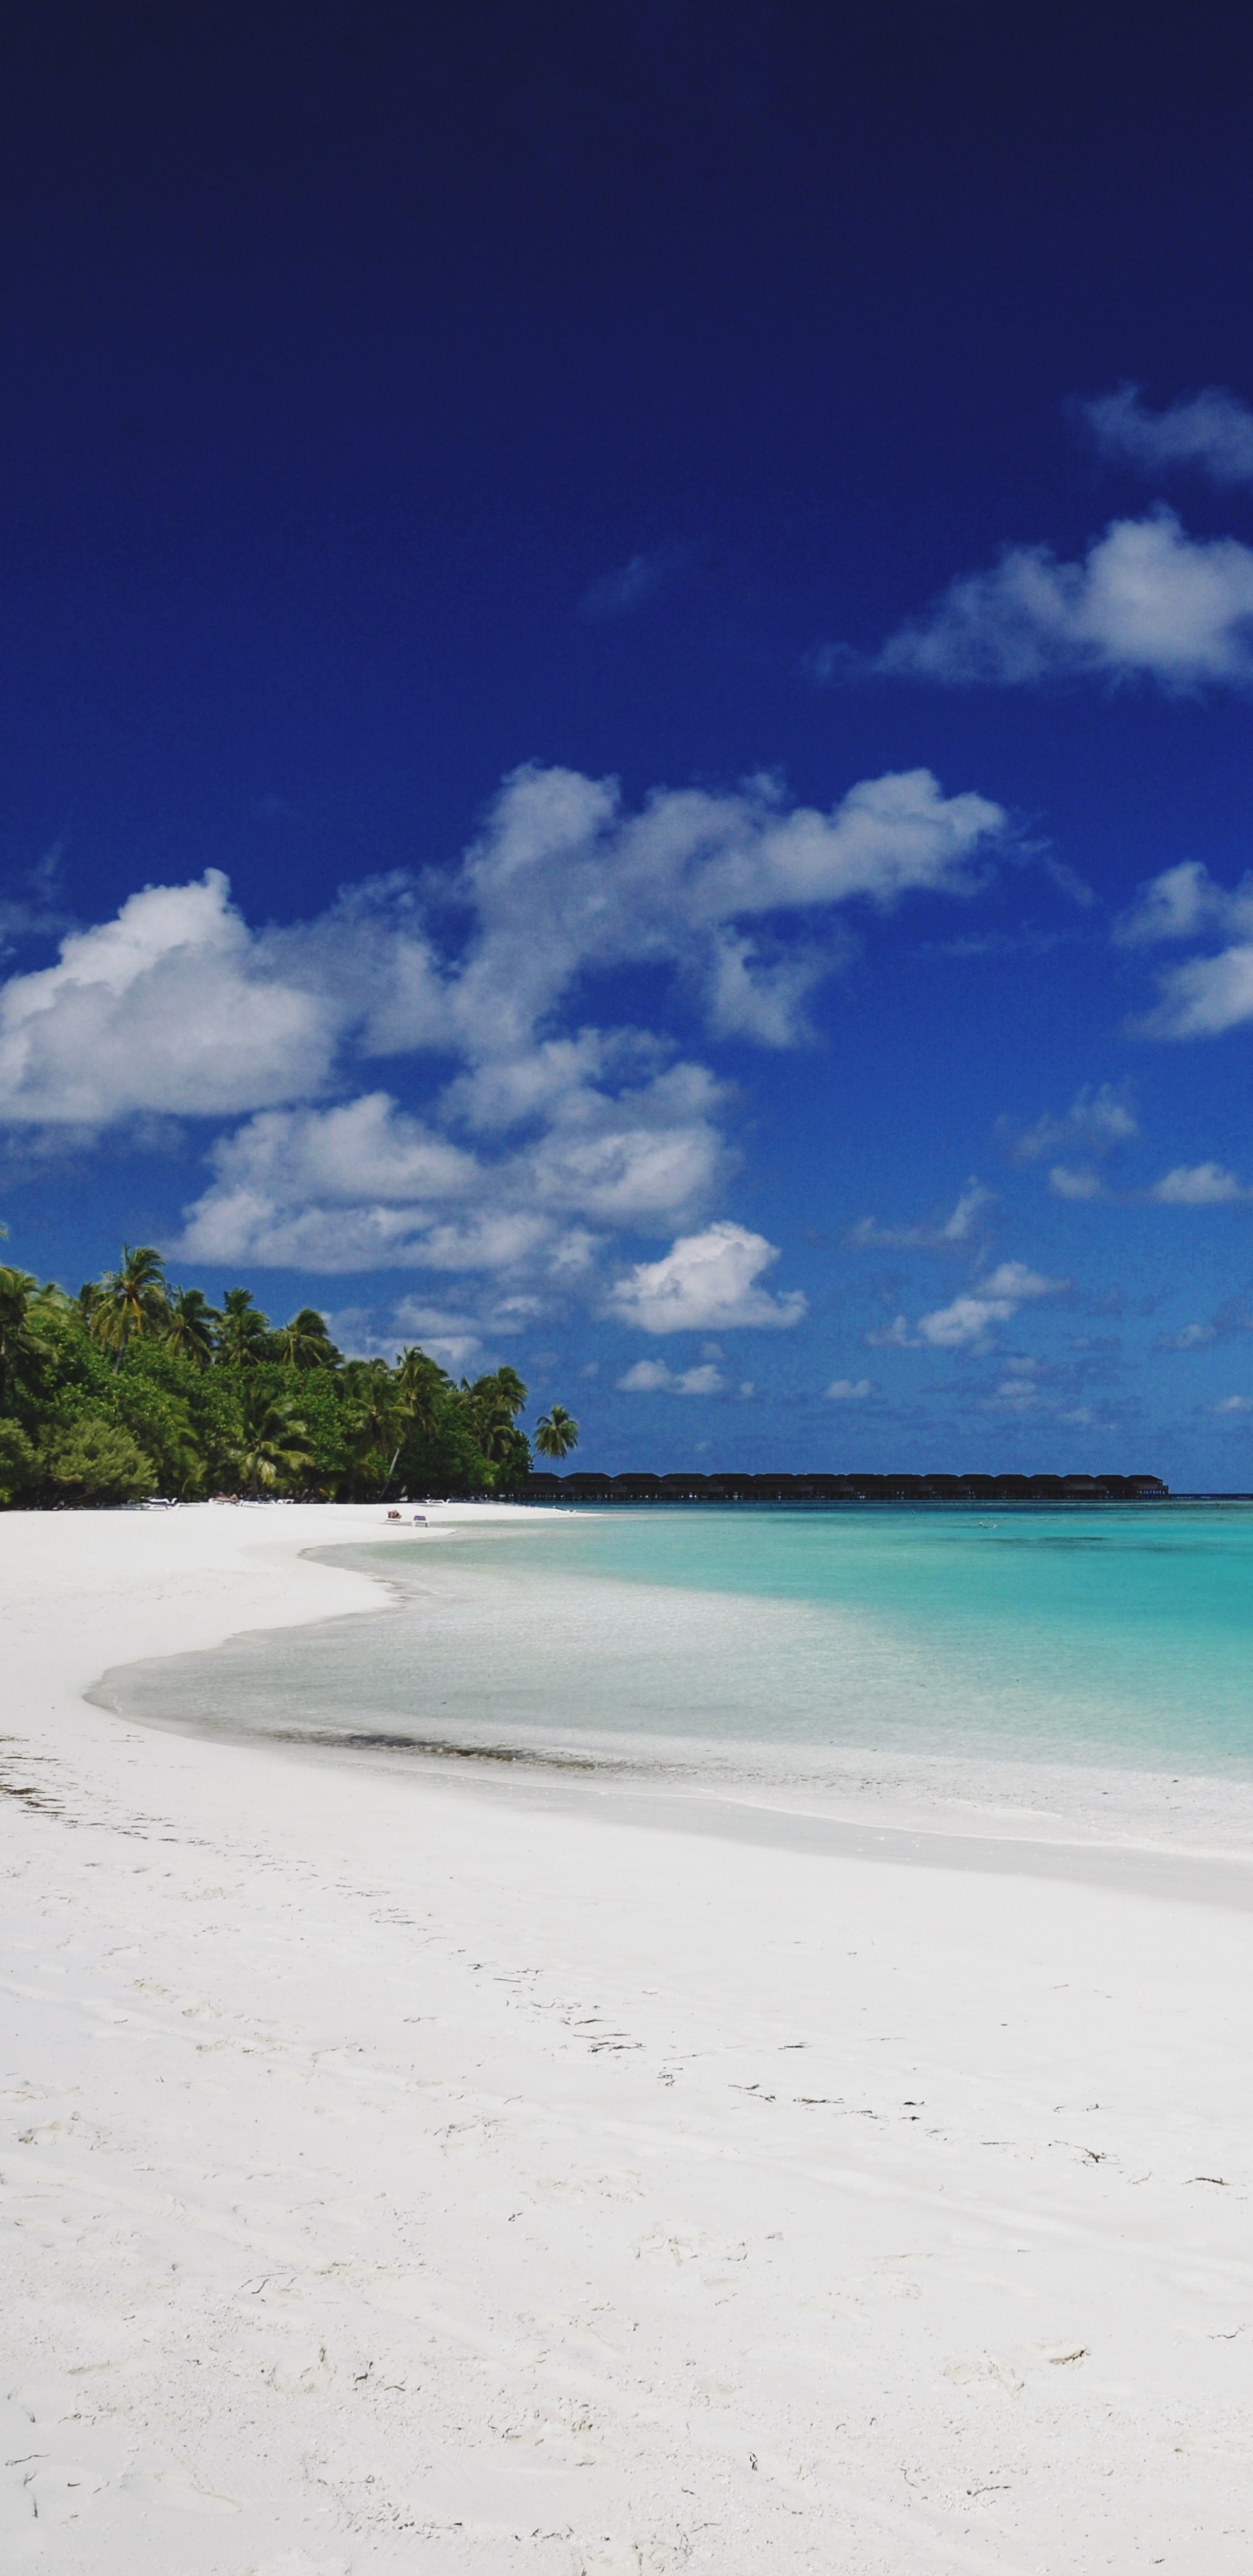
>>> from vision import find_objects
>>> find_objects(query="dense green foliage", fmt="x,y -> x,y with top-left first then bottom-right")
0,1243 -> 578,1506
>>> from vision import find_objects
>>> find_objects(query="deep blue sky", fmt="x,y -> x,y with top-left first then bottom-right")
3,0 -> 1253,1480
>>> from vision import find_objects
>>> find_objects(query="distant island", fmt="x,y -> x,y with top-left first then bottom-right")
525,1470 -> 1169,1502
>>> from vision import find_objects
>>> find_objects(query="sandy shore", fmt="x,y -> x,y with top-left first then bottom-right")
3,1503 -> 1253,2572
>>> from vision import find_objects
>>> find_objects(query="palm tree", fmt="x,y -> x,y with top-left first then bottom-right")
165,1285 -> 220,1368
460,1366 -> 529,1464
341,1358 -> 403,1491
371,1345 -> 451,1491
394,1345 -> 451,1432
534,1403 -> 579,1459
0,1265 -> 54,1411
271,1306 -> 342,1369
217,1285 -> 272,1365
231,1386 -> 314,1496
490,1365 -> 527,1414
90,1244 -> 169,1366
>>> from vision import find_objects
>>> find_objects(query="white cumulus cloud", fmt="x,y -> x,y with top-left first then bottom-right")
0,871 -> 339,1126
176,1057 -> 733,1276
607,1222 -> 807,1335
450,761 -> 1004,1057
0,760 -> 1008,1293
825,1376 -> 874,1399
874,512 -> 1253,692
0,763 -> 1004,1145
176,1092 -> 611,1277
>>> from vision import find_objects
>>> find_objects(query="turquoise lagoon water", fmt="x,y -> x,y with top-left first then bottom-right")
101,1503 -> 1253,1782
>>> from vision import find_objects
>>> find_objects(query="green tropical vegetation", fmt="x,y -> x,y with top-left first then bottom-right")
534,1403 -> 580,1459
0,1236 -> 578,1507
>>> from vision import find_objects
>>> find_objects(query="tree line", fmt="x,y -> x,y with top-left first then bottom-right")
0,1241 -> 578,1506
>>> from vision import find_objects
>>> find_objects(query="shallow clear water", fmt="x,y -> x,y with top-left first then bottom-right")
99,1503 -> 1253,1781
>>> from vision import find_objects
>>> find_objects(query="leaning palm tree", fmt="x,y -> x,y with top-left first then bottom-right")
376,1345 -> 453,1493
533,1402 -> 579,1459
90,1244 -> 169,1366
271,1306 -> 342,1370
165,1285 -> 220,1367
231,1387 -> 315,1496
341,1358 -> 404,1492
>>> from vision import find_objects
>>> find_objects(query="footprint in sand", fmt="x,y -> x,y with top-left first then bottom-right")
268,2345 -> 335,2395
943,2354 -> 1024,2395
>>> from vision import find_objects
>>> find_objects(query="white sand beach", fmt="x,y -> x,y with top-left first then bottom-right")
3,1503 -> 1253,2573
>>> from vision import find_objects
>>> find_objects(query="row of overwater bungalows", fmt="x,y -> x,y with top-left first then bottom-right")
520,1471 -> 1169,1504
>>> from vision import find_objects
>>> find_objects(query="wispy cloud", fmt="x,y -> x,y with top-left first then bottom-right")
320,1301 -> 485,1371
1078,385 -> 1253,486
996,1084 -> 1138,1166
580,540 -> 704,620
0,839 -> 71,963
849,1178 -> 994,1251
1131,946 -> 1253,1041
1049,1164 -> 1109,1201
980,1367 -> 1047,1414
869,1260 -> 1067,1353
865,1313 -> 915,1350
824,1376 -> 873,1399
1115,862 -> 1253,1040
1115,860 -> 1253,949
617,1358 -> 725,1394
389,1300 -> 487,1370
997,1086 -> 1139,1206
1154,1298 -> 1253,1352
1047,1157 -> 1253,1209
916,1262 -> 1065,1350
1148,1162 -> 1251,1205
868,512 -> 1253,693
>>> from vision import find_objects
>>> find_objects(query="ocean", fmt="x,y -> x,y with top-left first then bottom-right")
96,1505 -> 1253,1806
